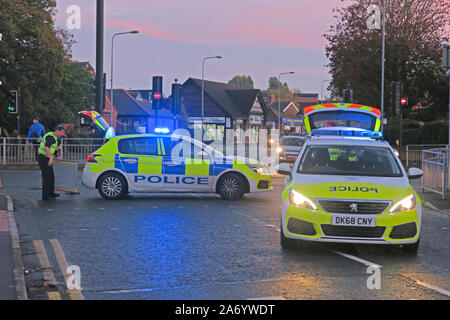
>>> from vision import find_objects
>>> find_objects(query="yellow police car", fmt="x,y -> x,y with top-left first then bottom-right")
81,133 -> 272,200
278,104 -> 423,253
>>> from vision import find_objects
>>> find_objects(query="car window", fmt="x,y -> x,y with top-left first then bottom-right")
309,111 -> 376,130
118,137 -> 159,155
297,145 -> 403,177
161,137 -> 211,160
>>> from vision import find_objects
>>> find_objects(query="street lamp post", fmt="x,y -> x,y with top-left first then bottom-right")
380,0 -> 386,131
278,72 -> 295,132
201,56 -> 222,143
321,79 -> 332,102
110,30 -> 139,129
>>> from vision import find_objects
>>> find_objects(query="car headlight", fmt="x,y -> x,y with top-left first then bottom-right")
276,147 -> 284,153
247,164 -> 261,173
389,194 -> 416,213
289,190 -> 317,210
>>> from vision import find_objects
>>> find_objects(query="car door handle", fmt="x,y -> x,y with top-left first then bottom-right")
165,162 -> 181,166
123,158 -> 138,164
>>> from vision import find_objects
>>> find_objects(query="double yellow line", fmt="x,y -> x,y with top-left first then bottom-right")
33,239 -> 84,300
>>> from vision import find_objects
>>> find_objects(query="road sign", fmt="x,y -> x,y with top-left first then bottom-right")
401,97 -> 407,105
153,92 -> 161,100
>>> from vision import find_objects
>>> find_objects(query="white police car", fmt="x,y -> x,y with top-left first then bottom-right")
81,132 -> 273,200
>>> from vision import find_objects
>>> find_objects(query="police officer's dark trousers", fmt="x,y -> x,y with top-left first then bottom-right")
38,154 -> 55,200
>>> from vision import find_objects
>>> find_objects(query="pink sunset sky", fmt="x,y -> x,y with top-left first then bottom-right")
54,0 -> 350,96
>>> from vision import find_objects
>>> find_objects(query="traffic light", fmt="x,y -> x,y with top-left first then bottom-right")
390,81 -> 404,115
171,83 -> 182,114
8,90 -> 18,114
342,85 -> 353,103
152,76 -> 163,110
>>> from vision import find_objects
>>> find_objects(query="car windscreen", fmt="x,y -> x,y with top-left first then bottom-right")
281,137 -> 305,146
309,111 -> 376,131
297,145 -> 403,177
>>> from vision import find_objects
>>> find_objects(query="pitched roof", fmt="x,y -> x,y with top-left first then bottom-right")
226,89 -> 260,114
128,90 -> 152,101
267,102 -> 292,116
185,78 -> 245,118
266,106 -> 278,121
107,89 -> 150,116
107,89 -> 175,117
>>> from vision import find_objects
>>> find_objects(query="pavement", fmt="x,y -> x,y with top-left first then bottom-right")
410,179 -> 450,213
0,169 -> 449,300
0,195 -> 15,299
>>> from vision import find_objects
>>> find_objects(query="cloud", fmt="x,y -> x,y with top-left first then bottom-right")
106,20 -> 202,44
223,22 -> 325,49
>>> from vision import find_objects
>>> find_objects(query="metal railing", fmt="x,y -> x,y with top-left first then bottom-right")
406,144 -> 448,168
422,148 -> 448,199
0,137 -> 104,164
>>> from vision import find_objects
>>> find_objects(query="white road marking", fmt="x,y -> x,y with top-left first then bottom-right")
329,250 -> 382,268
403,275 -> 450,298
240,212 -> 450,298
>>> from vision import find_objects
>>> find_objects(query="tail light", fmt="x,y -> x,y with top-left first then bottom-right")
86,154 -> 101,163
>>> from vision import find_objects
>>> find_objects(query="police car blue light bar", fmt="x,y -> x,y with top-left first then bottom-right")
310,129 -> 383,139
154,128 -> 170,134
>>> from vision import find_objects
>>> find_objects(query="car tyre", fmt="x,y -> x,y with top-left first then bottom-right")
218,173 -> 245,200
98,172 -> 127,200
401,239 -> 420,254
280,228 -> 297,249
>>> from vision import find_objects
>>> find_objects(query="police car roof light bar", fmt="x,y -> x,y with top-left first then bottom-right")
154,128 -> 170,134
309,129 -> 383,140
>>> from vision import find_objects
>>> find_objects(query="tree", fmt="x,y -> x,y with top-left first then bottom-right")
0,0 -> 93,136
265,76 -> 293,102
324,0 -> 449,121
41,62 -> 95,131
227,75 -> 255,89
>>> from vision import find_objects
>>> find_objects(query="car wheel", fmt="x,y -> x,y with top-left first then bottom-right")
401,239 -> 420,254
218,173 -> 245,200
280,226 -> 297,249
98,172 -> 127,200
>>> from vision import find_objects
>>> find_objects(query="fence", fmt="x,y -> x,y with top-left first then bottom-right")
0,137 -> 104,165
422,148 -> 448,199
405,144 -> 448,168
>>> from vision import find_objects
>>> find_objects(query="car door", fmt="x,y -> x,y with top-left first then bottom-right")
160,137 -> 213,192
117,137 -> 164,191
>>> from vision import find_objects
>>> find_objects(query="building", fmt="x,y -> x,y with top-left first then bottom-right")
180,78 -> 270,143
103,89 -> 182,135
267,101 -> 304,134
294,93 -> 319,115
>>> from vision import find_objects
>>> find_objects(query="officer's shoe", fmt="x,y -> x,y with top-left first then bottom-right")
50,194 -> 60,199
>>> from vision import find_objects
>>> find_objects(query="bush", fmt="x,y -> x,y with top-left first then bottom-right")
384,119 -> 448,145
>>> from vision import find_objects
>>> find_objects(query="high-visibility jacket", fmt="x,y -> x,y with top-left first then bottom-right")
38,132 -> 60,158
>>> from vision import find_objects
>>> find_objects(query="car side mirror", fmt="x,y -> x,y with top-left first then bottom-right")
277,163 -> 291,176
408,167 -> 423,180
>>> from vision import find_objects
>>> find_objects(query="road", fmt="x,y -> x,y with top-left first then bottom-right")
1,170 -> 449,300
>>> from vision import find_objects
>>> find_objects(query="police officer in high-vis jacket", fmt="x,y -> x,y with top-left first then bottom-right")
38,125 -> 65,201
